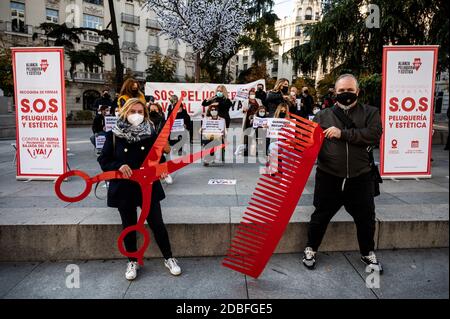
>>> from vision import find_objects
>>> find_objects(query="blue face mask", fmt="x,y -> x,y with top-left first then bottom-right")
216,92 -> 224,98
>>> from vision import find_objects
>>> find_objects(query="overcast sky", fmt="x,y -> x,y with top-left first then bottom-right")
273,0 -> 295,19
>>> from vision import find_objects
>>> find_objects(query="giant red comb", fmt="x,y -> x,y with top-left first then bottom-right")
223,113 -> 324,278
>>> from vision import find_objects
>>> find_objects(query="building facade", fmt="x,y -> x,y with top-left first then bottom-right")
0,0 -> 205,112
237,0 -> 329,85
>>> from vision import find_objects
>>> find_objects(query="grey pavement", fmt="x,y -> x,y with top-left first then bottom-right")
0,249 -> 447,299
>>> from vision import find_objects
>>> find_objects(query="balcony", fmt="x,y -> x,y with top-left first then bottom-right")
0,21 -> 33,36
146,19 -> 161,30
167,49 -> 179,57
82,32 -> 103,43
84,0 -> 104,5
122,41 -> 139,52
304,15 -> 312,21
146,45 -> 160,55
66,70 -> 105,83
295,31 -> 301,37
121,13 -> 140,26
185,52 -> 196,62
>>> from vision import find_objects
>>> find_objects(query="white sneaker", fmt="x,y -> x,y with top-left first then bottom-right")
125,261 -> 139,280
164,258 -> 182,276
164,174 -> 173,185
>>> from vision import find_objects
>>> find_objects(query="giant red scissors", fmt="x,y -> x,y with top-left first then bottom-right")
55,98 -> 225,266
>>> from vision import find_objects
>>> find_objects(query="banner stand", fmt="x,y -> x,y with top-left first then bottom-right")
380,45 -> 439,180
12,47 -> 67,181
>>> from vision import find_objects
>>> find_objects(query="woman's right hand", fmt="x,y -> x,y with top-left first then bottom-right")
119,164 -> 133,179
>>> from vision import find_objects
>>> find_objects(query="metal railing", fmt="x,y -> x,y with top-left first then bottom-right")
121,13 -> 140,26
146,19 -> 161,30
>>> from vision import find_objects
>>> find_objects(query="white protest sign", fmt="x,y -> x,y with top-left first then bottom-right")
171,119 -> 185,133
380,45 -> 438,178
12,47 -> 67,180
145,79 -> 265,119
208,179 -> 236,185
202,119 -> 225,135
252,116 -> 268,128
267,118 -> 294,139
95,135 -> 106,149
104,115 -> 117,132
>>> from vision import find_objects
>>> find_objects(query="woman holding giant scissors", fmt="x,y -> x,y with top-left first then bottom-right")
98,98 -> 181,280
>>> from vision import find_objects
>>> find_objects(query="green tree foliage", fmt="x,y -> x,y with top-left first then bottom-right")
285,0 -> 449,77
0,46 -> 13,96
145,54 -> 177,82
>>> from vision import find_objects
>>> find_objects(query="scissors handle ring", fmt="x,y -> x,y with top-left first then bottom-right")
117,224 -> 150,266
54,170 -> 93,202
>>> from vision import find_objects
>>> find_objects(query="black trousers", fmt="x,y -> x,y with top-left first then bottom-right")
118,200 -> 172,261
306,168 -> 376,256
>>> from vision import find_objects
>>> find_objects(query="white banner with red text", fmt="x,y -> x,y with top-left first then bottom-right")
380,45 -> 439,178
12,47 -> 67,180
145,79 -> 265,119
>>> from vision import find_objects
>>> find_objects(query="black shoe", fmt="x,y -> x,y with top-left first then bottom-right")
302,247 -> 316,269
361,251 -> 383,274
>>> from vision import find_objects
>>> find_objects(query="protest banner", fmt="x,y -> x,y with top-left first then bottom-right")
95,135 -> 106,149
145,79 -> 265,119
12,47 -> 67,180
380,45 -> 439,178
202,119 -> 225,135
171,119 -> 185,133
266,118 -> 294,139
252,116 -> 268,128
104,115 -> 117,132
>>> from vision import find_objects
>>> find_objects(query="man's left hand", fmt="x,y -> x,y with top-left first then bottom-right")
323,126 -> 341,139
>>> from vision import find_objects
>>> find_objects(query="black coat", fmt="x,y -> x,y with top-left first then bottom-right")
265,91 -> 284,116
92,114 -> 105,134
98,130 -> 165,208
202,97 -> 232,126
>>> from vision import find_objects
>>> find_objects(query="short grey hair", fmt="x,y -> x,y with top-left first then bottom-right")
335,74 -> 359,89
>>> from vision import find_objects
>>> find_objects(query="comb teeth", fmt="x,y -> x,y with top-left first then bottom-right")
223,117 -> 324,278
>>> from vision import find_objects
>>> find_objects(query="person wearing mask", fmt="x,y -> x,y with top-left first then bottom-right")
90,105 -> 109,152
201,104 -> 226,166
202,85 -> 233,128
98,98 -> 181,281
302,74 -> 383,274
265,78 -> 290,117
287,86 -> 302,117
322,87 -> 336,109
168,94 -> 193,144
300,86 -> 314,118
94,89 -> 113,112
253,105 -> 269,156
242,88 -> 263,156
169,101 -> 191,157
110,93 -> 120,116
255,83 -> 267,106
117,78 -> 146,111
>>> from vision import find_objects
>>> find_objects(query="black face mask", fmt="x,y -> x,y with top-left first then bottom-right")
103,93 -> 110,99
303,90 -> 309,95
257,87 -> 263,92
336,92 -> 358,106
279,112 -> 286,118
281,86 -> 289,94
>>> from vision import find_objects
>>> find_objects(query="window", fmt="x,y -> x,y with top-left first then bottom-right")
294,40 -> 300,47
125,56 -> 136,70
83,14 -> 103,30
305,7 -> 313,20
11,2 -> 25,33
295,25 -> 301,36
125,3 -> 134,15
168,39 -> 178,51
149,34 -> 159,47
124,29 -> 135,43
243,64 -> 248,70
46,8 -> 58,23
84,0 -> 104,5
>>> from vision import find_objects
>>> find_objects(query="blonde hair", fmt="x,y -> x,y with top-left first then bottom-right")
272,78 -> 289,93
274,102 -> 290,119
118,98 -> 149,120
216,85 -> 229,99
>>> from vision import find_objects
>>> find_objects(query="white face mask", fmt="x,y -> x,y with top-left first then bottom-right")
290,92 -> 296,97
258,112 -> 265,117
249,94 -> 256,100
313,108 -> 320,115
210,110 -> 218,117
115,111 -> 120,117
127,113 -> 144,126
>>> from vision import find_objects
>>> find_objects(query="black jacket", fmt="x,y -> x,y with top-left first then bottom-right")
94,96 -> 113,111
265,91 -> 284,116
202,97 -> 232,121
255,90 -> 267,105
97,130 -> 165,208
314,103 -> 382,178
301,94 -> 314,117
92,114 -> 105,134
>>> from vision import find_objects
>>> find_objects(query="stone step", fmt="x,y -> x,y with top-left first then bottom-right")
0,204 -> 447,262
